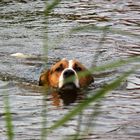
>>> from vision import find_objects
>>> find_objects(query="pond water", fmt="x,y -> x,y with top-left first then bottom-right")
0,0 -> 140,140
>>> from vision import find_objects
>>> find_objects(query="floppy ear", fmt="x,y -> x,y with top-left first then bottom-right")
39,70 -> 50,86
84,69 -> 94,85
79,70 -> 94,88
87,73 -> 94,84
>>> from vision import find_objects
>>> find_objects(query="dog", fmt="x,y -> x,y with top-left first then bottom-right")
39,58 -> 93,91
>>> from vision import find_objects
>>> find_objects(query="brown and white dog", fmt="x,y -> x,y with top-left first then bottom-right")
39,58 -> 93,91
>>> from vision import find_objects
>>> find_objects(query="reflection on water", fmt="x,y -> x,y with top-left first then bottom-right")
0,0 -> 140,139
51,89 -> 84,106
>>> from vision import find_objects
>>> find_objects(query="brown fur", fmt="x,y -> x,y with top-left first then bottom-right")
39,59 -> 93,88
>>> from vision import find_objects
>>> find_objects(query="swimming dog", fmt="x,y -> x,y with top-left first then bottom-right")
39,58 -> 93,91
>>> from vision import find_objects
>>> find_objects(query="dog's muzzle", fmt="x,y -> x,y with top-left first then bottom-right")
63,69 -> 75,79
59,68 -> 79,90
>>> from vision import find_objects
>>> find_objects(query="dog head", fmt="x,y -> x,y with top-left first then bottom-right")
39,58 -> 93,90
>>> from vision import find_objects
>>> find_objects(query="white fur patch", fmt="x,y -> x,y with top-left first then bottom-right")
69,60 -> 74,68
58,60 -> 80,89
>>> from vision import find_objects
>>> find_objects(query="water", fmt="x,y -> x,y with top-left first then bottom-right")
0,0 -> 140,139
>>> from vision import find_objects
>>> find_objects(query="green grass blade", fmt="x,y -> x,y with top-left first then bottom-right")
43,0 -> 61,138
3,93 -> 14,140
49,69 -> 134,131
45,0 -> 61,16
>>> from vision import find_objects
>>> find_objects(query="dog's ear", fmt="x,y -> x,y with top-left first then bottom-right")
88,73 -> 94,84
39,70 -> 50,86
85,70 -> 94,85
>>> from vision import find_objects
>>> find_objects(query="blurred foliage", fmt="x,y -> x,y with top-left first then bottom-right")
3,93 -> 14,140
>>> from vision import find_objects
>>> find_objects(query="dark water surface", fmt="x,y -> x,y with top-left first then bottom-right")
0,0 -> 140,140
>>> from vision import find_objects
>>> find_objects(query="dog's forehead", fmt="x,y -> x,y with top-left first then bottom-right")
51,59 -> 86,69
69,60 -> 74,68
51,58 -> 69,69
69,59 -> 86,69
69,60 -> 79,67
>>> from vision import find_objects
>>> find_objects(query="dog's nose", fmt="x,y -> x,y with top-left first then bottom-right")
63,69 -> 75,78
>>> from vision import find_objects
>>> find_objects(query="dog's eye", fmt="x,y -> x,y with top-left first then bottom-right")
74,66 -> 82,72
55,66 -> 63,72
